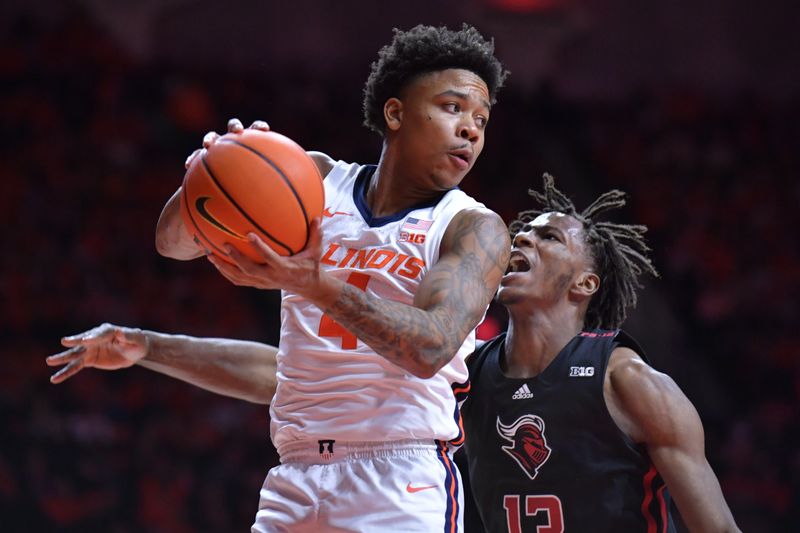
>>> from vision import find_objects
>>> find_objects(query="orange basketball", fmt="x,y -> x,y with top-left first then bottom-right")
180,129 -> 325,263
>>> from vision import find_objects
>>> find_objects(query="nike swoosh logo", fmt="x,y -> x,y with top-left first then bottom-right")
195,197 -> 246,239
406,482 -> 438,494
323,207 -> 353,218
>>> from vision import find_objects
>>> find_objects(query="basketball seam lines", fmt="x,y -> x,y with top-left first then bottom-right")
200,155 -> 294,255
221,138 -> 312,250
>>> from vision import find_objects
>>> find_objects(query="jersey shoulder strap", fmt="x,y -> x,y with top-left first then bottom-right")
613,329 -> 652,365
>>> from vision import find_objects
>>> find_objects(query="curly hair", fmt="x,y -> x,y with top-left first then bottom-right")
362,24 -> 509,135
509,174 -> 659,330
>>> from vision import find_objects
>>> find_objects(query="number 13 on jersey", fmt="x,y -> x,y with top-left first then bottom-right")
504,494 -> 564,533
317,272 -> 371,349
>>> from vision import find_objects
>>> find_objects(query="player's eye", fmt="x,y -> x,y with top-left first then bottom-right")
536,229 -> 559,242
444,103 -> 460,113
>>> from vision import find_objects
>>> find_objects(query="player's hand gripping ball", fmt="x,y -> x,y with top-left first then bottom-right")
180,129 -> 325,262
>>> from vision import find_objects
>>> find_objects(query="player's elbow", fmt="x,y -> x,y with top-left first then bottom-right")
155,193 -> 204,260
243,390 -> 274,405
155,231 -> 177,258
155,226 -> 203,260
231,392 -> 272,405
233,379 -> 276,405
155,237 -> 188,260
405,347 -> 454,379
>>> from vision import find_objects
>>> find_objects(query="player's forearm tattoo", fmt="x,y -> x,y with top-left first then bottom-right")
324,211 -> 510,375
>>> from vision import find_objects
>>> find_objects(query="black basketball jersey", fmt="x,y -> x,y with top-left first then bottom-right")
461,330 -> 676,533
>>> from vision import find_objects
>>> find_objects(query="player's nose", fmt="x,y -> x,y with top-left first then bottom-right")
457,121 -> 480,143
512,231 -> 534,249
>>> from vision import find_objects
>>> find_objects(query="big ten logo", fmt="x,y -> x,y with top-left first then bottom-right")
399,232 -> 426,244
568,366 -> 595,377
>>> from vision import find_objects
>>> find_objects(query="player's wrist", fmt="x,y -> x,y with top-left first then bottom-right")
136,330 -> 160,364
303,271 -> 342,311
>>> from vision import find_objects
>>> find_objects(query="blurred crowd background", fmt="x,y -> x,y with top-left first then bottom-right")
2,1 -> 798,531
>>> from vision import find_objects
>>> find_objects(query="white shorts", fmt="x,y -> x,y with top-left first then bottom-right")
251,439 -> 463,533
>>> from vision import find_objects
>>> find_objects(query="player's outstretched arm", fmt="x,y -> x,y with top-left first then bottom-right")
606,348 -> 741,533
47,323 -> 278,404
211,207 -> 510,378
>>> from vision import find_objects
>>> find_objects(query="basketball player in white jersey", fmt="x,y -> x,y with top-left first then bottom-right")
48,25 -> 510,532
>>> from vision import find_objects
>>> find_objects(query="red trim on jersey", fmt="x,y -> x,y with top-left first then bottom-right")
656,485 -> 668,533
641,465 -> 658,533
579,331 -> 616,338
452,383 -> 471,396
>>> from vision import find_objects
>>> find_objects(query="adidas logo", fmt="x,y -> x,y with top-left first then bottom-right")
512,384 -> 533,400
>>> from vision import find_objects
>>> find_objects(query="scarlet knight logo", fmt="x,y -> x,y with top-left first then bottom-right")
496,415 -> 552,480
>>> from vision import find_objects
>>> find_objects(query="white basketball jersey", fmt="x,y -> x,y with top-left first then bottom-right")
269,161 -> 485,452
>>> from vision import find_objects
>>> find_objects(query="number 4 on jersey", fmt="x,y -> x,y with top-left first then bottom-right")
504,494 -> 564,533
318,272 -> 371,349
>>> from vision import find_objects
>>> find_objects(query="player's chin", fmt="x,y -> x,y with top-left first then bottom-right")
495,286 -> 521,306
432,166 -> 468,190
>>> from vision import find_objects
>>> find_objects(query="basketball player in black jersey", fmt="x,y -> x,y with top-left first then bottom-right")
461,175 -> 740,532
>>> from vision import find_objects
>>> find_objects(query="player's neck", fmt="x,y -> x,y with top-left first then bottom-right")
502,309 -> 583,379
366,147 -> 445,217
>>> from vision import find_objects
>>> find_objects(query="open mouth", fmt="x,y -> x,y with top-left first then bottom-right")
506,251 -> 531,274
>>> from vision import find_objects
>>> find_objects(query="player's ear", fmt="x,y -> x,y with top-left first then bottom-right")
574,271 -> 600,298
384,98 -> 403,132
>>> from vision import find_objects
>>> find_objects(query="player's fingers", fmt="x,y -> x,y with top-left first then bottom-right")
208,254 -> 246,283
246,234 -> 283,265
221,245 -> 250,270
216,266 -> 249,287
249,120 -> 270,131
306,218 -> 323,254
224,244 -> 272,278
202,131 -> 220,148
61,325 -> 115,347
227,118 -> 244,133
207,253 -> 231,269
185,148 -> 203,169
50,358 -> 85,384
46,346 -> 85,366
210,250 -> 277,289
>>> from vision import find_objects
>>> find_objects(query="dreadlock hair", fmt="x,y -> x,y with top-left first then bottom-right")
362,24 -> 509,135
509,174 -> 659,330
